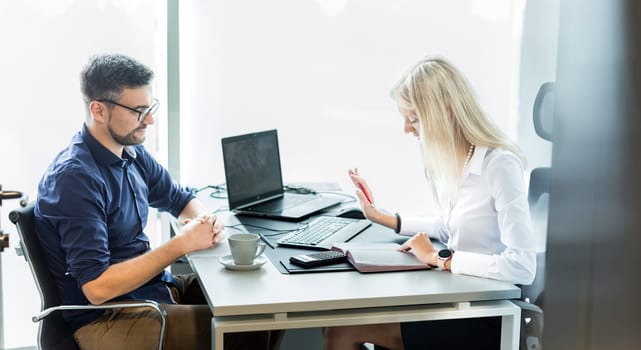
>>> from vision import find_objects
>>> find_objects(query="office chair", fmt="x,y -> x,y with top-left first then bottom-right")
9,203 -> 168,350
512,81 -> 555,350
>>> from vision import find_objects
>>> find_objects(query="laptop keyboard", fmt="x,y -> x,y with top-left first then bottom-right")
277,216 -> 369,248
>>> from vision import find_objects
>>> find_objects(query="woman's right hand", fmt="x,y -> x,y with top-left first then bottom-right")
348,168 -> 379,220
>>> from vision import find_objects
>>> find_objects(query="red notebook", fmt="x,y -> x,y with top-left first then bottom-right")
331,242 -> 431,273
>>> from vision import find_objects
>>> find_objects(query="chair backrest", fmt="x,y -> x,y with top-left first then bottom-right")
529,82 -> 555,211
9,203 -> 79,350
532,81 -> 555,142
523,82 -> 555,307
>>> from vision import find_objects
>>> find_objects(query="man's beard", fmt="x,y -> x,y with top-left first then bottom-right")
108,119 -> 145,146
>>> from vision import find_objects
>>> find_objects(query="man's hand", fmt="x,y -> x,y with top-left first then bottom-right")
181,213 -> 225,253
82,209 -> 225,305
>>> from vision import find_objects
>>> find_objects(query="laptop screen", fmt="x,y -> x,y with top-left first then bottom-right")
222,129 -> 284,209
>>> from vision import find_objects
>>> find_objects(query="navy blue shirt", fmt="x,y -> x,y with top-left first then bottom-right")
35,124 -> 194,331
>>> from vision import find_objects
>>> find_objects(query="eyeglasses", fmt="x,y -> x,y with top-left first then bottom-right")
96,98 -> 160,122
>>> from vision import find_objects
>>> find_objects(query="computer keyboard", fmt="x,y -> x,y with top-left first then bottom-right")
276,216 -> 371,250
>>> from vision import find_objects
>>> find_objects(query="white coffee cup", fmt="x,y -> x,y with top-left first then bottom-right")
228,233 -> 266,265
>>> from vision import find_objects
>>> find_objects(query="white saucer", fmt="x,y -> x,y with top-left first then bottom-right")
218,255 -> 268,271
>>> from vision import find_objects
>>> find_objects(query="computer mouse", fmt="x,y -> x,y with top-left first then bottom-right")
336,207 -> 366,220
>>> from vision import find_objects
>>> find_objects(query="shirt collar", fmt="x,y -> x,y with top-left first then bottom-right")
467,145 -> 488,175
123,146 -> 137,161
80,124 -> 137,168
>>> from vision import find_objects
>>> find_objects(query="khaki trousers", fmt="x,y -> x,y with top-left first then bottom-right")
74,274 -> 282,350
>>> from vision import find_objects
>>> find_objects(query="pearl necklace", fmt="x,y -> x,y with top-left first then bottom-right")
463,144 -> 475,169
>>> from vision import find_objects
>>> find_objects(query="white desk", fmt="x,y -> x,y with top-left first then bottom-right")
187,237 -> 521,349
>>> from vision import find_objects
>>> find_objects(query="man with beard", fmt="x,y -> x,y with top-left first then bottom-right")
35,54 -> 280,350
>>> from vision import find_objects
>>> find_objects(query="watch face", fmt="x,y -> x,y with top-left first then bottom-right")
438,249 -> 452,259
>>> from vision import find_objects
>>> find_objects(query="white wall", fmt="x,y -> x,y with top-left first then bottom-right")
179,0 -> 527,216
517,0 -> 559,169
0,1 -> 165,347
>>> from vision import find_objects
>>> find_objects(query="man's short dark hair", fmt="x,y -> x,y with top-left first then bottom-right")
81,54 -> 154,104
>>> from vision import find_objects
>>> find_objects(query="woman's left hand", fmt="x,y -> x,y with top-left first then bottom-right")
399,232 -> 438,265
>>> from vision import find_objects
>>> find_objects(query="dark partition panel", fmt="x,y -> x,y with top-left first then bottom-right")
544,0 -> 641,349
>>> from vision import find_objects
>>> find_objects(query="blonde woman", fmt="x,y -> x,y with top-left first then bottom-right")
323,56 -> 536,350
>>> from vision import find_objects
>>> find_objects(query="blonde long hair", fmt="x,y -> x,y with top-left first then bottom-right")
390,56 -> 524,198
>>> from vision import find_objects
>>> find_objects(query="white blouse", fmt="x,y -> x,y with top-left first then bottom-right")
400,146 -> 536,285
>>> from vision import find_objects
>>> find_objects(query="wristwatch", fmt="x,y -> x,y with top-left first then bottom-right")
437,249 -> 453,270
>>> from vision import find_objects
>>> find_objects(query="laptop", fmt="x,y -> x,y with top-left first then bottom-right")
221,129 -> 343,220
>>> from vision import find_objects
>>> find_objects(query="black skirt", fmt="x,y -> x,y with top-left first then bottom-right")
400,316 -> 501,350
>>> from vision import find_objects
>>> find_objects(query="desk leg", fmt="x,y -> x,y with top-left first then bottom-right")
500,306 -> 521,350
212,317 -> 224,350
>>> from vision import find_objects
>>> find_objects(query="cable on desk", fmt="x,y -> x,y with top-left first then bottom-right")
211,206 -> 230,214
316,191 -> 357,203
225,225 -> 279,249
283,185 -> 316,195
191,184 -> 354,202
284,184 -> 357,203
189,184 -> 228,199
225,224 -> 248,233
225,223 -> 303,237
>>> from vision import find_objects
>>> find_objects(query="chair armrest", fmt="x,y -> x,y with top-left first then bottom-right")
33,300 -> 167,350
511,299 -> 542,316
512,299 -> 544,350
